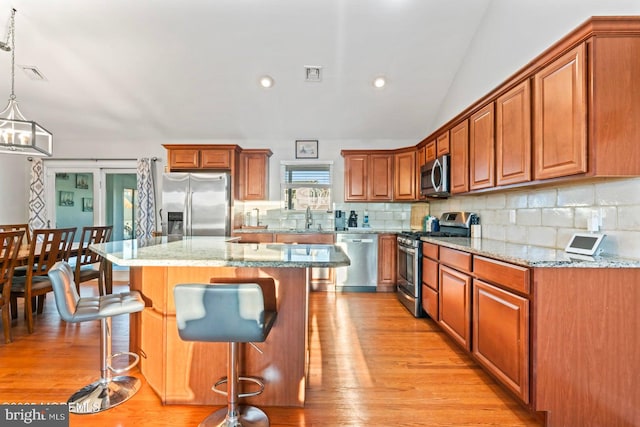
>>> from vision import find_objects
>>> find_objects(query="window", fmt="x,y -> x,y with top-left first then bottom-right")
281,161 -> 333,210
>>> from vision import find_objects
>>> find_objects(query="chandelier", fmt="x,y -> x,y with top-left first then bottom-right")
0,9 -> 52,157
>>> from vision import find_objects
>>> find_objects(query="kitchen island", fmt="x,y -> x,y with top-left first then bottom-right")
91,237 -> 350,407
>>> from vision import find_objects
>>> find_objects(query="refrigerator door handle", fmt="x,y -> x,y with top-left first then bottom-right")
187,191 -> 193,236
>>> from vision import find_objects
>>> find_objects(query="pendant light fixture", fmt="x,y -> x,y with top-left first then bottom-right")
0,9 -> 52,157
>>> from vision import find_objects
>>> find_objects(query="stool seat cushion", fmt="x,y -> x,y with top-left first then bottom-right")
47,261 -> 144,323
174,283 -> 277,343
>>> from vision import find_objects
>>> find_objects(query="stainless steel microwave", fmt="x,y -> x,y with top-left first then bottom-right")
420,154 -> 450,198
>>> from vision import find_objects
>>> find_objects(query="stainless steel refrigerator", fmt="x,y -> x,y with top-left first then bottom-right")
161,172 -> 231,237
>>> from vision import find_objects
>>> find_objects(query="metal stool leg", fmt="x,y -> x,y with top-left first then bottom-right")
200,342 -> 269,427
68,317 -> 141,414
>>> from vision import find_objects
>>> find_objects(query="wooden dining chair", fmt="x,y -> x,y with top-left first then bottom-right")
73,225 -> 113,295
0,224 -> 31,245
10,227 -> 76,334
0,230 -> 25,344
0,224 -> 31,277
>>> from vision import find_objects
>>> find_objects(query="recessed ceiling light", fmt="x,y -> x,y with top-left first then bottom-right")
259,75 -> 274,88
373,76 -> 387,88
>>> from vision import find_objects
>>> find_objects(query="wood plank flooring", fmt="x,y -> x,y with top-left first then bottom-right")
0,282 -> 542,426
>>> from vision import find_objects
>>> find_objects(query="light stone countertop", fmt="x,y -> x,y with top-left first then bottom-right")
421,236 -> 640,268
90,236 -> 351,268
233,228 -> 404,234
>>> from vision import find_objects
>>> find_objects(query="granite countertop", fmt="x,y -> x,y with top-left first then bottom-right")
233,228 -> 403,234
90,236 -> 351,268
421,236 -> 640,268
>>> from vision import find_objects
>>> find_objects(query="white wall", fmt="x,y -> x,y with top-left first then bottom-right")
433,0 -> 640,130
0,156 -> 30,223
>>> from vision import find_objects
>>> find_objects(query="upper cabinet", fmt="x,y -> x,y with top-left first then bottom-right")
394,149 -> 417,201
163,144 -> 271,201
342,151 -> 393,202
496,80 -> 531,186
436,131 -> 450,156
164,144 -> 240,172
239,149 -> 272,200
469,104 -> 495,190
450,120 -> 469,194
533,44 -> 587,180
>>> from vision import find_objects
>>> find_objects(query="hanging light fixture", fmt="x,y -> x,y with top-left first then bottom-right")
0,9 -> 52,157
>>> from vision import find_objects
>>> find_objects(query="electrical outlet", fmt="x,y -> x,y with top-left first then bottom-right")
588,210 -> 600,232
509,210 -> 516,224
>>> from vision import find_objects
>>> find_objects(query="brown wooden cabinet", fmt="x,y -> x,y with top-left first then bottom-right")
165,145 -> 239,171
377,234 -> 397,292
426,140 -> 436,162
342,151 -> 393,202
201,148 -> 232,169
469,104 -> 495,190
496,80 -> 531,186
239,149 -> 272,200
436,131 -> 450,156
232,232 -> 274,243
394,149 -> 417,201
421,242 -> 439,319
439,264 -> 472,351
450,120 -> 469,194
533,43 -> 587,180
473,279 -> 529,403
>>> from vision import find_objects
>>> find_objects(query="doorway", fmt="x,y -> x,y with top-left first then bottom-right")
44,161 -> 138,241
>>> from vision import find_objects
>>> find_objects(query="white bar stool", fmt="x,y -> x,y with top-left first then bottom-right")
48,261 -> 145,414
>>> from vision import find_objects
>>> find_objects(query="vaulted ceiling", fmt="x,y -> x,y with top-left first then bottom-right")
0,0 -> 492,144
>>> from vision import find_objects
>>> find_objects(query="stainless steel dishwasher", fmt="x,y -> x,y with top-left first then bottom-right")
335,233 -> 378,291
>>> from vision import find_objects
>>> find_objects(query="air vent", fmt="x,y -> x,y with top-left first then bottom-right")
20,65 -> 47,81
304,66 -> 322,82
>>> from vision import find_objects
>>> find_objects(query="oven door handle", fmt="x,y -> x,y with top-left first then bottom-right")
398,245 -> 416,256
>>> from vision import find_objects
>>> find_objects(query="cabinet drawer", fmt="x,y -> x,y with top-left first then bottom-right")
275,233 -> 334,244
440,247 -> 472,273
421,284 -> 438,320
233,233 -> 274,243
422,256 -> 438,291
473,256 -> 530,295
201,149 -> 231,168
422,242 -> 439,260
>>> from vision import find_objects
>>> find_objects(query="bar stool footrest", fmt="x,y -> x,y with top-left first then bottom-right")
68,375 -> 141,414
212,376 -> 265,399
108,351 -> 140,374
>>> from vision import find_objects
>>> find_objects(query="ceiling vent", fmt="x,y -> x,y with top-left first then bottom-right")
20,65 -> 47,81
304,66 -> 322,82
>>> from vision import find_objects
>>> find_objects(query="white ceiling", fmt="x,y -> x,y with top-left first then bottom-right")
0,0 -> 492,145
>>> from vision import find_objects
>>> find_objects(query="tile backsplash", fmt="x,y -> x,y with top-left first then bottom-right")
235,201 -> 412,232
428,177 -> 640,259
235,177 -> 640,259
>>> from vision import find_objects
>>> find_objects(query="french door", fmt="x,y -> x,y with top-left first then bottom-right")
43,160 -> 137,241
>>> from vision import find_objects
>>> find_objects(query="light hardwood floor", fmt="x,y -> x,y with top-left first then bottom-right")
0,281 -> 542,426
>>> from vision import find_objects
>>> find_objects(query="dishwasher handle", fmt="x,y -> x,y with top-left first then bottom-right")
343,238 -> 374,243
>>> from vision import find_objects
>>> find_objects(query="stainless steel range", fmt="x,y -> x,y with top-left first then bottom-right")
396,211 -> 477,318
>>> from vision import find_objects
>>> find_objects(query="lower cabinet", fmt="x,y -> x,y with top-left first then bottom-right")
438,265 -> 472,351
421,242 -> 439,319
377,234 -> 397,292
473,279 -> 529,403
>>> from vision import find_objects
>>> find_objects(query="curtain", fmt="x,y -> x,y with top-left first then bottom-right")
28,158 -> 47,232
136,158 -> 156,240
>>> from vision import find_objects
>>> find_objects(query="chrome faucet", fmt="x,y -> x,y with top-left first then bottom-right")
305,206 -> 313,229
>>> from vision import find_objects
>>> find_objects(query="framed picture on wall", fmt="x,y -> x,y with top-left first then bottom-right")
59,191 -> 74,207
295,140 -> 318,159
76,174 -> 89,189
82,198 -> 93,212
